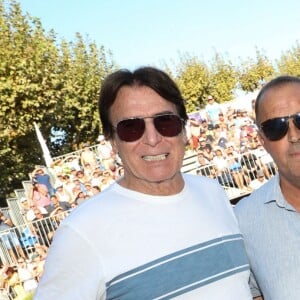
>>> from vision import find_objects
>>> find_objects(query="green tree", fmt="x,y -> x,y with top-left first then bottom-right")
0,0 -> 116,202
277,41 -> 300,76
237,49 -> 275,92
51,34 -> 115,155
175,54 -> 210,112
208,53 -> 237,103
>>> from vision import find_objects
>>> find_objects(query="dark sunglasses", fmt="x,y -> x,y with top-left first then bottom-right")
259,113 -> 300,141
114,114 -> 184,142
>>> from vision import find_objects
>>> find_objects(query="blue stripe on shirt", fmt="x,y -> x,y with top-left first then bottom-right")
106,234 -> 249,299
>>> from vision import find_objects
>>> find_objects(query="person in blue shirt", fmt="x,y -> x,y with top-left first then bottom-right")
235,75 -> 300,300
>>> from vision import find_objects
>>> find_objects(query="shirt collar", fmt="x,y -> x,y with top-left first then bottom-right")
264,173 -> 296,211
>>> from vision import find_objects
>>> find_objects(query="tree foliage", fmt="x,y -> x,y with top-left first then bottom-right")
173,53 -> 237,112
174,54 -> 210,112
277,41 -> 300,76
237,49 -> 275,91
0,0 -> 116,202
208,53 -> 237,103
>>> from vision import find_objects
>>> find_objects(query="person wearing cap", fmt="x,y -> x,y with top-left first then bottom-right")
205,95 -> 222,127
35,67 -> 252,299
235,76 -> 300,300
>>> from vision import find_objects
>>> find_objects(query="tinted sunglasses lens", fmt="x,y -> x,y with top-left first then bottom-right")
261,118 -> 288,141
116,118 -> 145,142
293,113 -> 300,129
154,115 -> 183,137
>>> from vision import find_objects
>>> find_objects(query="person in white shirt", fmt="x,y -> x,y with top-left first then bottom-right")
35,67 -> 252,300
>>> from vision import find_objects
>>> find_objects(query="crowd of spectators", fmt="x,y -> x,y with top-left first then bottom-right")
0,244 -> 47,299
188,96 -> 277,192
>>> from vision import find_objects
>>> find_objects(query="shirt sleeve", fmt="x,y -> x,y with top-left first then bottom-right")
34,224 -> 106,300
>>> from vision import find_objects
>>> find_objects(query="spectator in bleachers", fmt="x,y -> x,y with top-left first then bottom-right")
75,169 -> 89,184
91,186 -> 101,195
80,143 -> 98,169
217,112 -> 228,129
240,150 -> 261,181
254,143 -> 277,179
226,142 -> 239,158
29,250 -> 46,282
250,98 -> 256,121
227,122 -> 241,142
205,95 -> 223,126
53,172 -> 64,188
50,158 -> 64,176
47,195 -> 71,215
29,182 -> 51,211
246,126 -> 259,145
96,135 -> 115,170
19,197 -> 32,218
99,170 -> 114,190
82,162 -> 94,179
0,212 -> 26,263
195,151 -> 215,177
234,109 -> 246,128
213,147 -> 235,187
239,122 -> 249,140
54,184 -> 72,204
202,143 -> 215,161
198,137 -> 208,151
248,169 -> 268,190
196,151 -> 209,165
33,244 -> 48,261
58,174 -> 74,198
69,167 -> 78,181
90,168 -> 103,188
31,168 -> 55,196
64,155 -> 81,173
212,147 -> 228,172
21,200 -> 48,222
3,266 -> 26,299
74,191 -> 89,206
227,152 -> 251,191
83,182 -> 94,197
225,106 -> 235,123
16,257 -> 38,294
31,208 -> 56,247
188,118 -> 201,151
32,167 -> 54,195
71,178 -> 86,200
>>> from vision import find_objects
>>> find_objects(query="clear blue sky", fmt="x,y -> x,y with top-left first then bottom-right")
17,0 -> 300,70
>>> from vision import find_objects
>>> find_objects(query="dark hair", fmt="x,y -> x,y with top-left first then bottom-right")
98,66 -> 188,139
255,75 -> 300,124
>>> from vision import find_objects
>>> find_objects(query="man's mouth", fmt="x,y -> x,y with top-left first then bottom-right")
142,154 -> 169,161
